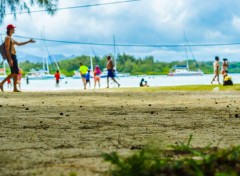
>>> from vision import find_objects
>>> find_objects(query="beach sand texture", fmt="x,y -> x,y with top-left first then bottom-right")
0,89 -> 240,176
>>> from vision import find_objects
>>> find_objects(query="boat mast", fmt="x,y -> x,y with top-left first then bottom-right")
89,42 -> 93,77
183,31 -> 189,70
113,35 -> 117,71
42,28 -> 50,74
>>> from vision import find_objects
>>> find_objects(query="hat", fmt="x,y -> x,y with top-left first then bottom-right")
95,65 -> 99,68
7,24 -> 16,29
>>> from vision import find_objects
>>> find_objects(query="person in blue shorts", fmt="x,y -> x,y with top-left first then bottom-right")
0,24 -> 35,92
106,56 -> 120,88
85,69 -> 91,88
79,63 -> 89,90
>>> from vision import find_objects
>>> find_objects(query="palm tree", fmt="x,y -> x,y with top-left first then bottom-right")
0,0 -> 58,24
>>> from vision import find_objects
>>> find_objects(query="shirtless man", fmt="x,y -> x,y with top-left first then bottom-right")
106,56 -> 120,88
0,24 -> 35,92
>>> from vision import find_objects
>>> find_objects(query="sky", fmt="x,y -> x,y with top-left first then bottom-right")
1,0 -> 240,62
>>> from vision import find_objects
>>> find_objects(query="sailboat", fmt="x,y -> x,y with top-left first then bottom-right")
168,32 -> 204,76
100,35 -> 130,78
25,56 -> 55,80
26,30 -> 65,80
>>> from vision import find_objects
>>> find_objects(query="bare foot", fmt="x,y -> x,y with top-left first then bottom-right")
13,89 -> 21,92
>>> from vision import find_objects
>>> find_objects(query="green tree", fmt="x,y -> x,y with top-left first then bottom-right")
0,0 -> 58,24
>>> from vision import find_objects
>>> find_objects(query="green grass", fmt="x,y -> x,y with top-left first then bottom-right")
103,135 -> 240,176
115,84 -> 240,92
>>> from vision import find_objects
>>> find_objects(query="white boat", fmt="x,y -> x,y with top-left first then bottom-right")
168,65 -> 204,76
26,69 -> 55,80
72,70 -> 81,79
27,30 -> 65,80
168,32 -> 204,76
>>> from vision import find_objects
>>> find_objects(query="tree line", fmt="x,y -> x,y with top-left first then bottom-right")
9,53 -> 240,76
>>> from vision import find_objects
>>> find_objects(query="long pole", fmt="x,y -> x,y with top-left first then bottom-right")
113,35 -> 117,71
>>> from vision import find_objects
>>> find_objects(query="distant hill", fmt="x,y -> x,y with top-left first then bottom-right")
17,54 -> 76,63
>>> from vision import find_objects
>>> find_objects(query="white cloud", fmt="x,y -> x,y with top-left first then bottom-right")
1,0 -> 240,61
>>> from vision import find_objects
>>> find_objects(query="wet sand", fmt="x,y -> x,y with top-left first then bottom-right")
0,89 -> 240,176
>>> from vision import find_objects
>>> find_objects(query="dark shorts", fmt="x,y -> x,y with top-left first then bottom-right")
107,69 -> 115,78
81,74 -> 86,78
9,54 -> 19,74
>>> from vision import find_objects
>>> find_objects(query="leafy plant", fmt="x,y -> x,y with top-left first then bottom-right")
103,135 -> 240,176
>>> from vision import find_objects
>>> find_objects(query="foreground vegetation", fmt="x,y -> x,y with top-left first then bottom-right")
103,135 -> 240,176
5,53 -> 240,76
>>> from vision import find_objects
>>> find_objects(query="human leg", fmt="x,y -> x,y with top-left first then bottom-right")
13,74 -> 20,92
0,74 -> 14,92
111,77 -> 120,87
107,77 -> 110,88
98,80 -> 101,88
82,78 -> 87,89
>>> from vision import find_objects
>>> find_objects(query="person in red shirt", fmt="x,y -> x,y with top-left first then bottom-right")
55,70 -> 60,87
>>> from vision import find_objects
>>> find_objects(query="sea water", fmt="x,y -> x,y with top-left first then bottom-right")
2,74 -> 240,92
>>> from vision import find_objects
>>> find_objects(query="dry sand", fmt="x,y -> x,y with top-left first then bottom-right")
0,89 -> 240,176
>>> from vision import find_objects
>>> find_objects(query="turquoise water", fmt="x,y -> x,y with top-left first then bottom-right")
2,74 -> 240,92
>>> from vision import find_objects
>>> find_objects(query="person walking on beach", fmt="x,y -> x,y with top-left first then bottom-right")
94,65 -> 101,89
79,63 -> 89,90
0,24 -> 35,92
106,56 -> 120,88
55,70 -> 60,87
211,56 -> 220,85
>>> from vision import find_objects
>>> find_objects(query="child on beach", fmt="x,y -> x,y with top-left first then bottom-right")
86,70 -> 91,88
94,65 -> 101,89
55,70 -> 60,87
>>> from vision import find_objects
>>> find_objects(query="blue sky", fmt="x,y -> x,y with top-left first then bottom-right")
1,0 -> 240,62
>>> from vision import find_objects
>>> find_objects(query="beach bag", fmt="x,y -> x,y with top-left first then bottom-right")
0,42 -> 8,61
223,80 -> 233,86
0,40 -> 12,64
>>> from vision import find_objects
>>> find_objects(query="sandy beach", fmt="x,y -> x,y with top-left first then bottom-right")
0,88 -> 240,176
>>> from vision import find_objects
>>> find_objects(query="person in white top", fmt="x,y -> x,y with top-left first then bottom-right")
211,56 -> 220,85
0,24 -> 35,92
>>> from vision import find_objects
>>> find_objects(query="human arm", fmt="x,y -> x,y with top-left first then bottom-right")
14,39 -> 36,46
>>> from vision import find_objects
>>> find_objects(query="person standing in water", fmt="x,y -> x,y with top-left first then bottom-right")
0,24 -> 35,92
55,70 -> 60,87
